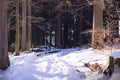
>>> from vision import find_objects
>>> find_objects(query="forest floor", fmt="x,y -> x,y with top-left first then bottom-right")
0,47 -> 120,80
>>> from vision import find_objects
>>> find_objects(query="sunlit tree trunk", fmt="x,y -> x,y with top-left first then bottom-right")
28,0 -> 32,50
0,0 -> 10,70
92,0 -> 104,46
15,0 -> 20,55
21,0 -> 27,51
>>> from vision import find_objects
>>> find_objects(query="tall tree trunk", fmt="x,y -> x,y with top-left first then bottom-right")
79,9 -> 83,47
50,27 -> 52,46
15,0 -> 20,55
27,0 -> 32,50
21,0 -> 27,51
92,0 -> 104,46
56,12 -> 61,48
0,0 -> 10,70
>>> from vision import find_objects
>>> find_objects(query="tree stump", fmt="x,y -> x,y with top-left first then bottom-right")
106,57 -> 114,76
104,56 -> 120,77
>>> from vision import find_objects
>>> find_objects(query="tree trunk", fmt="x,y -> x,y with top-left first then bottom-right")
107,57 -> 114,76
0,0 -> 10,70
104,56 -> 120,77
56,12 -> 61,48
50,27 -> 52,46
115,58 -> 120,68
21,0 -> 27,51
92,0 -> 104,46
79,9 -> 83,47
27,0 -> 32,50
15,0 -> 20,55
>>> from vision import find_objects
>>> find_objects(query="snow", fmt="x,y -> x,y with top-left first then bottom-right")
111,50 -> 120,58
110,65 -> 120,80
0,47 -> 118,80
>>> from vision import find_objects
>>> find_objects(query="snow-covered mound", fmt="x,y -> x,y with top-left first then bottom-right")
0,48 -> 111,80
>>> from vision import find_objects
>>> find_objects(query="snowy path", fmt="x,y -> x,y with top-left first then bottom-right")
0,48 -> 110,80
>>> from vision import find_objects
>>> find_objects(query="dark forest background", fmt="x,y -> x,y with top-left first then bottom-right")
7,0 -> 120,53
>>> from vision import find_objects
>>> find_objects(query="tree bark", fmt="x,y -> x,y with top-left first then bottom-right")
27,0 -> 32,50
92,0 -> 104,46
56,12 -> 61,48
104,56 -> 120,77
21,0 -> 27,51
15,0 -> 20,55
0,0 -> 10,70
79,9 -> 83,47
108,57 -> 114,76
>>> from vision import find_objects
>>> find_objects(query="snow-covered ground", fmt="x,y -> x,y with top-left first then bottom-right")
0,48 -> 119,80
